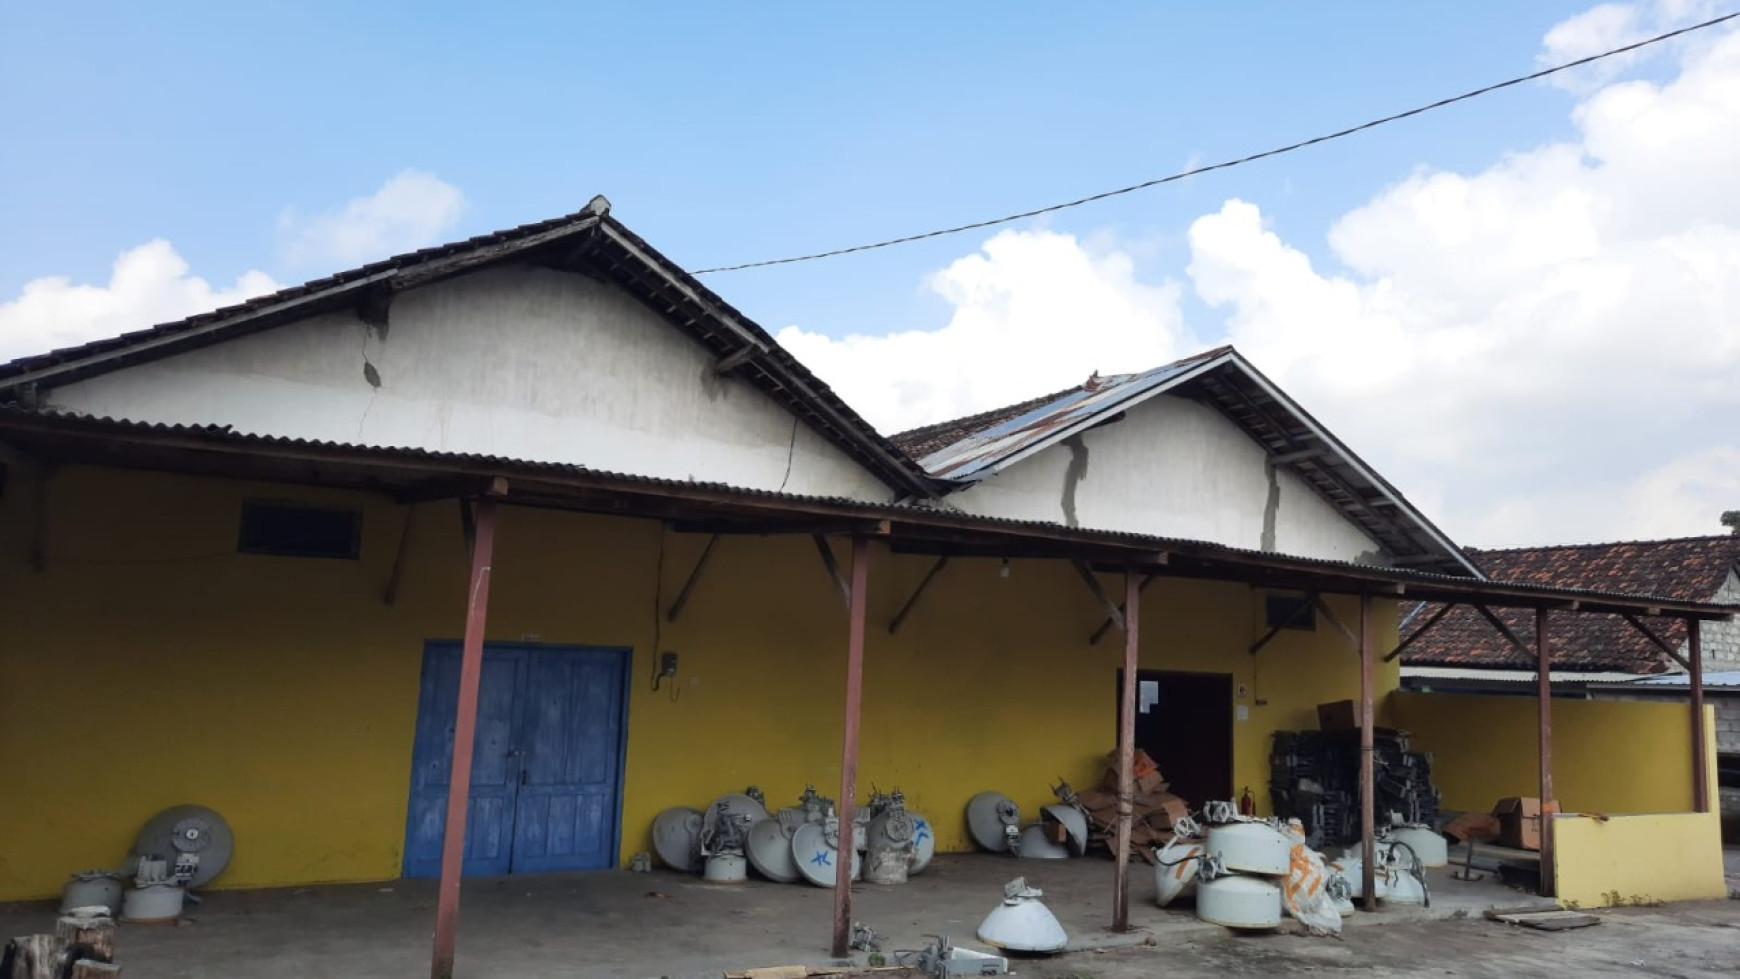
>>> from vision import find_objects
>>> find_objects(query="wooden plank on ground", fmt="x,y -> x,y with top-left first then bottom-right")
1486,908 -> 1601,931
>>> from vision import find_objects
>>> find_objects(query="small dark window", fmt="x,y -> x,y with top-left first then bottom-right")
1265,594 -> 1315,631
238,500 -> 361,559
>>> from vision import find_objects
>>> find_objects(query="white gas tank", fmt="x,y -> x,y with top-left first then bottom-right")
1196,875 -> 1283,929
1206,822 -> 1290,877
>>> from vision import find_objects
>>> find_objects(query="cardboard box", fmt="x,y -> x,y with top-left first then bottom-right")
1134,771 -> 1168,794
1442,811 -> 1501,844
1102,748 -> 1162,791
1317,700 -> 1358,731
1492,797 -> 1542,851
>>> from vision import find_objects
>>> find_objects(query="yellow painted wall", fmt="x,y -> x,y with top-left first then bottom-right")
1390,692 -> 1700,815
0,463 -> 1399,900
1552,714 -> 1724,906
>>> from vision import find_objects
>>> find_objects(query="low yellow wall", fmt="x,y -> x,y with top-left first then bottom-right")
0,464 -> 1398,900
1390,692 -> 1699,815
1554,811 -> 1727,906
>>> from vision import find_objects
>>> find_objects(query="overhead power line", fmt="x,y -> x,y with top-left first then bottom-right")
697,10 -> 1739,275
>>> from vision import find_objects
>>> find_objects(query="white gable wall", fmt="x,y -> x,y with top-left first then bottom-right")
44,265 -> 895,501
949,394 -> 1387,563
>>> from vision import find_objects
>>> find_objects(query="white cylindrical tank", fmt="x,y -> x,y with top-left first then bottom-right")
1153,837 -> 1205,908
1196,875 -> 1283,929
1207,822 -> 1290,876
1388,826 -> 1449,868
702,853 -> 747,883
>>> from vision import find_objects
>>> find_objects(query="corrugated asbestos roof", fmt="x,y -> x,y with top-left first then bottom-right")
1401,537 -> 1740,674
2,403 -> 1734,621
0,197 -> 937,501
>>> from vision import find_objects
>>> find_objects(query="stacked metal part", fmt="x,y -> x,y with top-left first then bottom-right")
1269,729 -> 1440,848
1192,809 -> 1288,930
964,787 -> 1090,861
652,785 -> 934,887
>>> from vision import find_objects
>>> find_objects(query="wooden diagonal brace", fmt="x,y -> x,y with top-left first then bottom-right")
1620,613 -> 1693,671
1090,574 -> 1155,645
814,535 -> 851,607
1072,561 -> 1123,632
666,534 -> 721,623
1311,593 -> 1360,654
888,556 -> 948,634
1384,602 -> 1455,662
383,503 -> 417,606
1472,603 -> 1535,658
1248,591 -> 1319,656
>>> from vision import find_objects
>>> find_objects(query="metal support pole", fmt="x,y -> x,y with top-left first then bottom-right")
1535,608 -> 1556,897
1688,618 -> 1711,813
1112,569 -> 1140,932
431,498 -> 499,979
1358,593 -> 1377,911
830,536 -> 870,958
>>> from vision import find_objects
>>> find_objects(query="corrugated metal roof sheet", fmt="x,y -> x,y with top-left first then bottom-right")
1623,670 -> 1740,688
3,403 -> 1735,620
917,349 -> 1226,479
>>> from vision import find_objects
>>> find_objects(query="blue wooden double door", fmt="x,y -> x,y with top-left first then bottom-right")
404,642 -> 629,878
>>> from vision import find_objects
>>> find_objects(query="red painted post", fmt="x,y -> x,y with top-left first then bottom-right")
1112,569 -> 1140,931
830,537 -> 870,958
431,497 -> 499,979
1358,594 -> 1376,911
1535,608 -> 1556,897
1688,617 -> 1711,813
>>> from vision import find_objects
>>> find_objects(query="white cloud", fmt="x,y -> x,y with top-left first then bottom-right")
1185,7 -> 1740,545
277,170 -> 466,269
776,229 -> 1191,435
0,240 -> 279,363
1538,0 -> 1722,91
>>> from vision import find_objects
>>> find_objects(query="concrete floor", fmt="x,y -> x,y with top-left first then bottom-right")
0,853 -> 1531,979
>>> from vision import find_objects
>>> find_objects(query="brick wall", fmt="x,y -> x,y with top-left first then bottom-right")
1693,571 -> 1740,670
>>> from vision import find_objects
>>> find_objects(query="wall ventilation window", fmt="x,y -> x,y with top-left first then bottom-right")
1265,593 -> 1316,631
238,501 -> 362,559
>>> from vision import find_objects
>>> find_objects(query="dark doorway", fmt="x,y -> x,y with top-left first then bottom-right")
1116,669 -> 1235,807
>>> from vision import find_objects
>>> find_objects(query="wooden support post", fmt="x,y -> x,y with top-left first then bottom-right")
831,537 -> 871,958
1535,608 -> 1556,897
666,534 -> 720,622
1112,569 -> 1140,932
1358,593 -> 1377,911
1688,618 -> 1711,814
887,556 -> 948,635
430,497 -> 500,979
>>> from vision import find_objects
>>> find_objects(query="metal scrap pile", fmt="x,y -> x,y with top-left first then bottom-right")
1269,729 -> 1439,848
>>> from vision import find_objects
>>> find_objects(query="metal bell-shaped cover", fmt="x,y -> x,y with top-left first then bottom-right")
1153,836 -> 1205,907
909,811 -> 936,875
965,792 -> 1021,853
746,813 -> 801,883
1041,804 -> 1089,857
1016,825 -> 1069,859
791,820 -> 862,887
704,793 -> 770,836
977,878 -> 1067,953
651,807 -> 704,872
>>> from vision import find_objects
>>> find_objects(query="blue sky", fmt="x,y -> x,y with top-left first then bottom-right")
3,1 -> 1738,547
3,2 -> 1597,332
